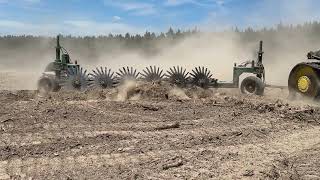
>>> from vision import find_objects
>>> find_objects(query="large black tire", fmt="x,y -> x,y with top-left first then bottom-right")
240,76 -> 265,96
288,63 -> 320,99
37,76 -> 60,93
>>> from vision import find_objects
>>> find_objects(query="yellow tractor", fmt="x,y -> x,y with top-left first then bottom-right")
288,51 -> 320,99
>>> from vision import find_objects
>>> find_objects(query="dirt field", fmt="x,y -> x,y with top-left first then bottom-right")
0,81 -> 319,179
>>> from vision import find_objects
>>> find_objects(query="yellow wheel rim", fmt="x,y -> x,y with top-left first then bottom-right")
297,76 -> 311,93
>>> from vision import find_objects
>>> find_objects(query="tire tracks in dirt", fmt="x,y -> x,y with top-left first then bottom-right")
0,126 -> 319,179
0,117 -> 278,148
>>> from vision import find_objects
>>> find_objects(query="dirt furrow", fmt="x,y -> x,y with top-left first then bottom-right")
0,126 -> 319,179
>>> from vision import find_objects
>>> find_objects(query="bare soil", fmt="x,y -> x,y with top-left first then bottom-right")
0,81 -> 319,179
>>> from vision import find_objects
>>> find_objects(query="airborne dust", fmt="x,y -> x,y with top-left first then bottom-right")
0,30 -> 319,93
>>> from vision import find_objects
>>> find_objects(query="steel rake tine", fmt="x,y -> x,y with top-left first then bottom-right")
166,70 -> 173,77
107,68 -> 112,77
80,67 -> 83,75
174,66 -> 178,74
81,73 -> 87,80
88,72 -> 94,77
160,70 -> 164,78
95,67 -> 102,76
95,67 -> 100,75
142,69 -> 149,77
129,67 -> 133,75
153,66 -> 157,75
182,68 -> 187,77
150,66 -> 155,74
100,67 -> 104,75
164,73 -> 170,78
118,68 -> 125,76
207,69 -> 211,76
153,66 -> 157,74
119,68 -> 124,75
110,72 -> 115,79
121,67 -> 125,75
178,66 -> 181,74
122,67 -> 127,75
92,69 -> 100,77
191,69 -> 197,77
153,66 -> 156,74
169,67 -> 174,74
196,66 -> 201,74
179,66 -> 183,74
125,67 -> 130,75
126,67 -> 130,75
83,68 -> 87,76
146,66 -> 152,75
134,69 -> 139,78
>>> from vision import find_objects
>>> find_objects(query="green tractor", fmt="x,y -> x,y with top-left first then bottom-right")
38,35 -> 266,96
288,51 -> 320,99
38,36 -> 90,93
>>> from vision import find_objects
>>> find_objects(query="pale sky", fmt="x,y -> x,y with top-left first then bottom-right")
0,0 -> 319,35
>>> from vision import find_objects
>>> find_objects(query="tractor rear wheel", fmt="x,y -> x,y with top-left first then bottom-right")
288,64 -> 320,99
38,76 -> 60,93
240,76 -> 265,95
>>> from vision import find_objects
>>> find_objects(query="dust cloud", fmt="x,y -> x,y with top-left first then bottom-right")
82,31 -> 319,87
0,37 -> 53,90
115,80 -> 138,101
168,87 -> 190,100
1,30 -> 320,90
88,32 -> 245,82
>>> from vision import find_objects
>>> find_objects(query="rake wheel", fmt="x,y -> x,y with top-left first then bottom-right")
62,67 -> 90,91
141,66 -> 164,82
90,67 -> 115,89
165,66 -> 189,87
190,66 -> 214,88
116,66 -> 139,83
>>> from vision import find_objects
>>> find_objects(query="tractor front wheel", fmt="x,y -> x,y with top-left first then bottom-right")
240,76 -> 265,96
288,64 -> 320,99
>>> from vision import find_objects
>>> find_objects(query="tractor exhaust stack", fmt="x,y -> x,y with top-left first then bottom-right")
56,35 -> 61,62
258,41 -> 264,65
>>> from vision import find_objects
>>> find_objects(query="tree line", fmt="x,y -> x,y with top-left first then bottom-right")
1,21 -> 320,68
